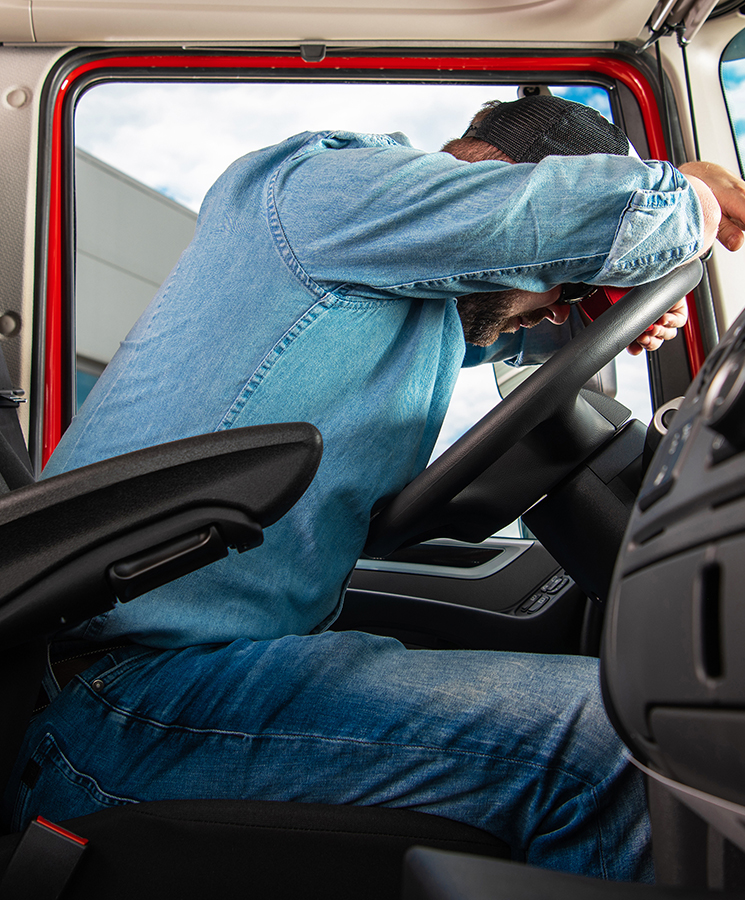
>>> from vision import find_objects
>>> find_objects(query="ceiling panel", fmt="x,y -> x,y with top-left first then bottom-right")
18,0 -> 658,45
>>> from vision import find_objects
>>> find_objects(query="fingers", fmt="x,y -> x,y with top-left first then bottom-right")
630,323 -> 678,353
626,299 -> 688,354
659,298 -> 688,330
719,216 -> 745,252
627,333 -> 667,355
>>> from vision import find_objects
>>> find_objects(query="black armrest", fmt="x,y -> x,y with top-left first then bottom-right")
0,422 -> 322,648
404,849 -> 672,900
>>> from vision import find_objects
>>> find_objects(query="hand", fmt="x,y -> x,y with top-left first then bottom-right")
679,161 -> 745,252
626,297 -> 688,356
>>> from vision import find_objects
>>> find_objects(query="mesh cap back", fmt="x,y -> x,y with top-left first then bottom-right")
462,95 -> 631,162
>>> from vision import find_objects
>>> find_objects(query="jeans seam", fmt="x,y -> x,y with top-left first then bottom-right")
74,647 -> 163,691
76,685 -> 596,788
11,733 -> 136,828
589,754 -> 639,881
591,784 -> 609,880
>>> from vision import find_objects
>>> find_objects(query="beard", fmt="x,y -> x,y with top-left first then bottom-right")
456,290 -> 548,347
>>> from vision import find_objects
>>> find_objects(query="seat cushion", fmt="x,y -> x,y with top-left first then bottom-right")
0,799 -> 509,900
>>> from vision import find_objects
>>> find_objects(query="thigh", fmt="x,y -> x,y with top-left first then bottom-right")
5,633 -> 648,880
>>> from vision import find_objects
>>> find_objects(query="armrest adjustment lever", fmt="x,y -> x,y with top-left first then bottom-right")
107,521 -> 261,602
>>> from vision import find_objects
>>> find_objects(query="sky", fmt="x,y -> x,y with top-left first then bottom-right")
75,81 -> 611,213
74,77 -> 651,455
721,57 -> 745,172
75,81 -> 517,212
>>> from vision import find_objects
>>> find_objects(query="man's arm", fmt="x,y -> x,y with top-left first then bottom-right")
627,162 -> 745,354
277,145 -> 705,299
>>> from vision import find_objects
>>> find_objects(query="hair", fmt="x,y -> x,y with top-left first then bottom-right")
441,101 -> 515,163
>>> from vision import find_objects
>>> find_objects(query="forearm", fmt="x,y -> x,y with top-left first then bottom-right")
281,144 -> 706,298
678,168 -> 721,254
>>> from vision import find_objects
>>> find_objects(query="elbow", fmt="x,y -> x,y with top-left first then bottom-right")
686,173 -> 722,255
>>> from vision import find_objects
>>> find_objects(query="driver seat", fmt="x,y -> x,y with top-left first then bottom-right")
0,351 -> 508,899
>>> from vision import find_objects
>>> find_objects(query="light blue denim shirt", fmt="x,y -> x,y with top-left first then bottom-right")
45,130 -> 704,647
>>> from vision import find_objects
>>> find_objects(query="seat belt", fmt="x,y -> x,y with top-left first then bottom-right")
0,345 -> 34,488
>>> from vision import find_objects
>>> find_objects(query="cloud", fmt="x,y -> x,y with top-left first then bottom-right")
75,81 -> 521,211
722,57 -> 745,170
75,80 -> 617,212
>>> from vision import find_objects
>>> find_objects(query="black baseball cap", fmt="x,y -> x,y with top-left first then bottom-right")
462,94 -> 633,163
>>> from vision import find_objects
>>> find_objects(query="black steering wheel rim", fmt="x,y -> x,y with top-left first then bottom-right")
365,259 -> 703,558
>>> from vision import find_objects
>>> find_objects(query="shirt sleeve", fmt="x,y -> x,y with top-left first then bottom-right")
271,134 -> 704,301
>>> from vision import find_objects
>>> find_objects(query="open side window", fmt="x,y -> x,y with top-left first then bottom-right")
36,48 -> 700,468
70,77 -> 653,474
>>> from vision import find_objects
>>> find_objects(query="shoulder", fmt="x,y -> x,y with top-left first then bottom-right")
299,130 -> 415,153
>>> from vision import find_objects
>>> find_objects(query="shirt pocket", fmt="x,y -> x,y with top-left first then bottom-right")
598,187 -> 701,283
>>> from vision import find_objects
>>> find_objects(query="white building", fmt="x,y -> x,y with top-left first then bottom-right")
75,149 -> 197,404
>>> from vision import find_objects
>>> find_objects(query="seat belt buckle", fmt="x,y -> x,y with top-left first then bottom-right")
0,816 -> 88,899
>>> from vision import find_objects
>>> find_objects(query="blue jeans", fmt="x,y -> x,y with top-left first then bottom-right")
4,633 -> 652,882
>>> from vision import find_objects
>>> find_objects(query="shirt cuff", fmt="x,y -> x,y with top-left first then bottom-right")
596,164 -> 704,285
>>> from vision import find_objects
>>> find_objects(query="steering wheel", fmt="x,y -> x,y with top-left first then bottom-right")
364,260 -> 703,558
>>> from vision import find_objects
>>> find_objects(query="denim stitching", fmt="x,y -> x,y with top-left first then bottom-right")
78,684 -> 596,789
267,142 -> 413,307
216,143 -> 375,431
17,733 -> 136,824
588,758 -> 638,880
592,785 -> 609,880
76,646 -> 163,688
215,296 -> 334,431
42,733 -> 136,805
601,242 -> 700,271
266,162 -> 330,302
215,289 -> 415,430
599,177 -> 701,277
364,255 -> 609,294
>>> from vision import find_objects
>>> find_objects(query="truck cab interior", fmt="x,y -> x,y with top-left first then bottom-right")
1,0 -> 745,897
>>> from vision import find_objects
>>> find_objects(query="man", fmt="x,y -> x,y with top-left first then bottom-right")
5,95 -> 743,881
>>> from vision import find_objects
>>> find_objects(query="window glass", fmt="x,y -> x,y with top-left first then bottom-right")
721,28 -> 745,176
74,80 -> 519,417
73,77 -> 651,507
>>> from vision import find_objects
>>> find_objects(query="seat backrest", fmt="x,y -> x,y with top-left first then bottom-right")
0,343 -> 323,824
0,344 -> 33,492
0,344 -> 44,810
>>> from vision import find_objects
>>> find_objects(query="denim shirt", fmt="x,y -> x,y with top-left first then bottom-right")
44,130 -> 704,648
